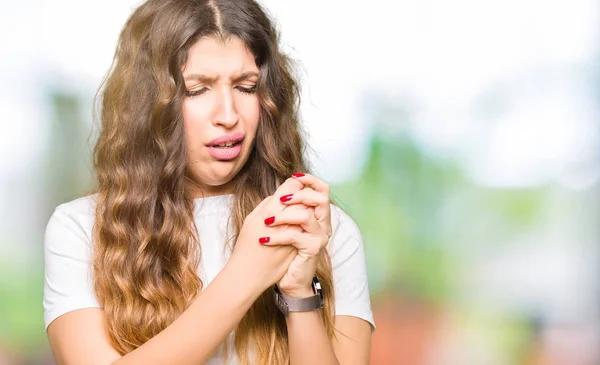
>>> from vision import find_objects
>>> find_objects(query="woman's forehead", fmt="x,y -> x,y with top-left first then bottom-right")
182,35 -> 258,80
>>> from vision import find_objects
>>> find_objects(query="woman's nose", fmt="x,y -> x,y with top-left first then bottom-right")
212,87 -> 239,129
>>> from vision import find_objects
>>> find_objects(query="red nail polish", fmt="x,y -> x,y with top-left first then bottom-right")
280,194 -> 293,203
259,237 -> 270,244
292,173 -> 305,178
264,216 -> 275,225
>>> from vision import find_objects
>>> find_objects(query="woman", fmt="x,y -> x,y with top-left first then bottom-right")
43,0 -> 375,364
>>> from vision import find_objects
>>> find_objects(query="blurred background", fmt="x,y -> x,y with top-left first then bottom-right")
1,0 -> 599,364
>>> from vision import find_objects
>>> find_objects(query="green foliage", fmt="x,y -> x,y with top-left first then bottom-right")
0,262 -> 47,357
332,130 -> 547,305
332,134 -> 462,302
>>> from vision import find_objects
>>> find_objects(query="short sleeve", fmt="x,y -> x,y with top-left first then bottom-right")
328,205 -> 376,332
43,206 -> 100,331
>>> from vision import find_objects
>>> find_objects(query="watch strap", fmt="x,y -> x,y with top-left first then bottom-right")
274,276 -> 324,316
276,292 -> 323,315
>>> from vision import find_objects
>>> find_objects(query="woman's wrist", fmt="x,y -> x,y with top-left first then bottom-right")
279,285 -> 314,298
222,257 -> 268,300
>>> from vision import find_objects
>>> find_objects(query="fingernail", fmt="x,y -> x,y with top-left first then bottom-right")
264,216 -> 275,225
280,194 -> 293,203
259,237 -> 270,244
292,173 -> 305,178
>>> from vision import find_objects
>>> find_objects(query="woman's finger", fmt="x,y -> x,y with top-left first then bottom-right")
264,207 -> 321,235
278,187 -> 331,229
278,187 -> 328,207
274,176 -> 305,197
288,173 -> 331,225
260,177 -> 304,218
259,230 -> 326,258
290,173 -> 330,195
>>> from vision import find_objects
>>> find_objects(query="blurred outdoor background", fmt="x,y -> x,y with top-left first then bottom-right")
1,0 -> 599,364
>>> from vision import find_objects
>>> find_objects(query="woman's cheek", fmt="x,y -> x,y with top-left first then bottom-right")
183,99 -> 211,126
239,96 -> 260,129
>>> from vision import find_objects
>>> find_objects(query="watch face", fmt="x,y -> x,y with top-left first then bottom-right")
312,276 -> 324,307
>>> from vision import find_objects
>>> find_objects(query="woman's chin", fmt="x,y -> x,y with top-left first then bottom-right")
196,171 -> 239,194
188,155 -> 250,195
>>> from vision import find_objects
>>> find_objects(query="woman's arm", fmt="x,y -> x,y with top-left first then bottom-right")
48,258 -> 264,365
286,309 -> 373,365
284,287 -> 340,365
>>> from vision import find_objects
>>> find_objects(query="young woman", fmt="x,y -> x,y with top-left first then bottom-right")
43,0 -> 375,364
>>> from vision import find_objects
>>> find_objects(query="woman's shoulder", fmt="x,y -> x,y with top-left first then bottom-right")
53,193 -> 98,217
45,194 -> 98,249
43,194 -> 101,331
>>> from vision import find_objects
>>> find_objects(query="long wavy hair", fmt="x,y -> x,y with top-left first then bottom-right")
91,0 -> 336,363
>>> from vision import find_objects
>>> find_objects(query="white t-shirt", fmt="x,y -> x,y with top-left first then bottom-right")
43,193 -> 375,363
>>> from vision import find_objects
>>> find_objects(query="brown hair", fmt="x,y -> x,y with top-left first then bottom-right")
91,0 -> 335,363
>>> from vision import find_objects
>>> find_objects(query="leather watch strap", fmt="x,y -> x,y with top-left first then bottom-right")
276,292 -> 322,315
274,276 -> 324,316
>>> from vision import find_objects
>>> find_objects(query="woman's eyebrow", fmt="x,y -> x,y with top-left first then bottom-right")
183,72 -> 259,84
183,74 -> 219,83
231,71 -> 259,83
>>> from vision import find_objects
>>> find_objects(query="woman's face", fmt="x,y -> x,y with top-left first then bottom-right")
182,36 -> 260,197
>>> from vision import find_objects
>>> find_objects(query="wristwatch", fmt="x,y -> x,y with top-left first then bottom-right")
274,276 -> 324,316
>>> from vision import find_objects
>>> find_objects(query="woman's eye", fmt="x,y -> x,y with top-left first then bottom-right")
186,87 -> 208,97
236,85 -> 257,94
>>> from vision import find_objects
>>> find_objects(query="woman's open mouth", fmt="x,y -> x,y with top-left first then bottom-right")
206,133 -> 245,160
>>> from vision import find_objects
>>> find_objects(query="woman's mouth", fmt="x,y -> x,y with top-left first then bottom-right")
212,141 -> 239,148
206,142 -> 242,160
206,132 -> 245,160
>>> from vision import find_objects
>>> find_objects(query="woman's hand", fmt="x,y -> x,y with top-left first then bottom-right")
229,177 -> 305,292
260,173 -> 332,297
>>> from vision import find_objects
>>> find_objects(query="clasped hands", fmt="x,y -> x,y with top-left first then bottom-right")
257,173 -> 332,298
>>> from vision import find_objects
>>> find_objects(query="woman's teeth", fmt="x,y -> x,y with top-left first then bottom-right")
214,141 -> 237,148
